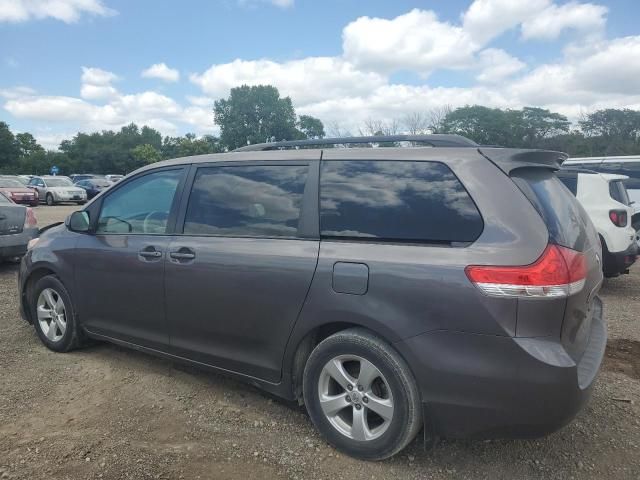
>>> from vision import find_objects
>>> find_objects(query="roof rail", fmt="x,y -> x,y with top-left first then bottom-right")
232,134 -> 477,152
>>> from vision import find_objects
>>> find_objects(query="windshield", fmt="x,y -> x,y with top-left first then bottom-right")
0,178 -> 25,188
0,192 -> 11,204
46,178 -> 73,187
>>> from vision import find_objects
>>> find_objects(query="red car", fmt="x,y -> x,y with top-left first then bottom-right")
0,177 -> 39,206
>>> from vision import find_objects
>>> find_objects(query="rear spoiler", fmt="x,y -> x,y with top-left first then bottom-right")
478,148 -> 568,174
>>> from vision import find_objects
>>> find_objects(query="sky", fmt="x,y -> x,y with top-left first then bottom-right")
1,0 -> 640,149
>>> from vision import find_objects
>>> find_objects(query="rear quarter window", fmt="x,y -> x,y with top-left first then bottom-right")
609,180 -> 631,206
511,168 -> 590,251
319,160 -> 483,244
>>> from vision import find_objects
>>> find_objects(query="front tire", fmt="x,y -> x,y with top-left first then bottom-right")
303,328 -> 422,461
30,275 -> 82,352
45,193 -> 55,206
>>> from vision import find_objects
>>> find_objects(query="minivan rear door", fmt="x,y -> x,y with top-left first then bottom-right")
511,168 -> 603,361
165,157 -> 320,382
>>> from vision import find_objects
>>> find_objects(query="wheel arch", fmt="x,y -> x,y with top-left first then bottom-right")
287,319 -> 404,405
21,263 -> 67,324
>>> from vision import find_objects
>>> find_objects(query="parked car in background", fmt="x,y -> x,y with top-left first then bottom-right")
558,168 -> 637,276
0,192 -> 37,261
76,178 -> 112,199
16,175 -> 32,185
70,174 -> 99,184
105,174 -> 124,183
564,156 -> 640,213
0,176 -> 39,206
19,135 -> 606,461
28,176 -> 87,206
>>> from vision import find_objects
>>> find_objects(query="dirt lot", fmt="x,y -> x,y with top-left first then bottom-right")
1,205 -> 639,479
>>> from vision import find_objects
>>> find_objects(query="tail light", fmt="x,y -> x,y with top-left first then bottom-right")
24,207 -> 37,228
465,244 -> 587,298
609,209 -> 627,227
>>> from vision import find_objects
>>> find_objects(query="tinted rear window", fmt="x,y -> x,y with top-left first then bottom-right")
609,180 -> 630,205
511,168 -> 589,251
557,174 -> 578,195
320,160 -> 483,244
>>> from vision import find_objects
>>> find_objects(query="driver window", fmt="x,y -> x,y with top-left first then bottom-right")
96,169 -> 183,235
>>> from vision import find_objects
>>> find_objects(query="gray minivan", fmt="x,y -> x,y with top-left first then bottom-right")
18,135 -> 606,460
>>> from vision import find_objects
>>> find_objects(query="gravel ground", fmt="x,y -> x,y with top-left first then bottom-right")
1,205 -> 639,480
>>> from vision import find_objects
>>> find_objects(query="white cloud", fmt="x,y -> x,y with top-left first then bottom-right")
342,9 -> 477,75
5,95 -> 98,122
476,48 -> 526,83
0,85 -> 37,99
462,0 -> 550,44
80,84 -> 119,100
509,36 -> 640,105
141,63 -> 180,83
190,57 -> 386,106
81,66 -> 118,85
80,66 -> 119,100
3,68 -> 216,144
4,1 -> 638,149
0,0 -> 116,23
186,95 -> 214,107
521,2 -> 607,40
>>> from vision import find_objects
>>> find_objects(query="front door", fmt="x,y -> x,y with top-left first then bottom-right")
165,161 -> 320,382
75,167 -> 186,349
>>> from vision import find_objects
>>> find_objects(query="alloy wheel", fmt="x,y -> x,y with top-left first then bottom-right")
318,355 -> 394,441
37,288 -> 67,342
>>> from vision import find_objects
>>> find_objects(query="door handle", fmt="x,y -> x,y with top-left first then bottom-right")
169,251 -> 196,260
138,249 -> 162,259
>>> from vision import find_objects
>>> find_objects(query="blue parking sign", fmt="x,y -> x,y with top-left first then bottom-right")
50,165 -> 59,176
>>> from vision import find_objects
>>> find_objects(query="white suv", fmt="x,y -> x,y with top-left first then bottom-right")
558,169 -> 637,277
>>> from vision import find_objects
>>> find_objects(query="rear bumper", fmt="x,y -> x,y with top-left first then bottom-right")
10,198 -> 38,206
396,297 -> 606,439
604,242 -> 637,276
0,228 -> 37,259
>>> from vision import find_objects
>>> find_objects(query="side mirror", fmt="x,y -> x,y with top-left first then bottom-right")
66,211 -> 90,233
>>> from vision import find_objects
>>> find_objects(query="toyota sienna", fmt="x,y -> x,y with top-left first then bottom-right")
19,135 -> 606,460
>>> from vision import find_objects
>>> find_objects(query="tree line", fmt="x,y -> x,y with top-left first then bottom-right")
1,84 -> 640,175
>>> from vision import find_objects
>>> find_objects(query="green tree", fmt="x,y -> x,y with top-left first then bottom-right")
440,105 -> 570,148
579,109 -> 640,155
440,106 -> 515,146
15,132 -> 44,157
161,133 -> 223,158
214,85 -> 300,150
0,122 -> 19,171
131,144 -> 162,165
296,115 -> 325,139
520,107 -> 570,147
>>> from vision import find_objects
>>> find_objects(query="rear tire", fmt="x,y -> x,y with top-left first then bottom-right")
303,328 -> 422,461
30,275 -> 82,352
45,193 -> 55,206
